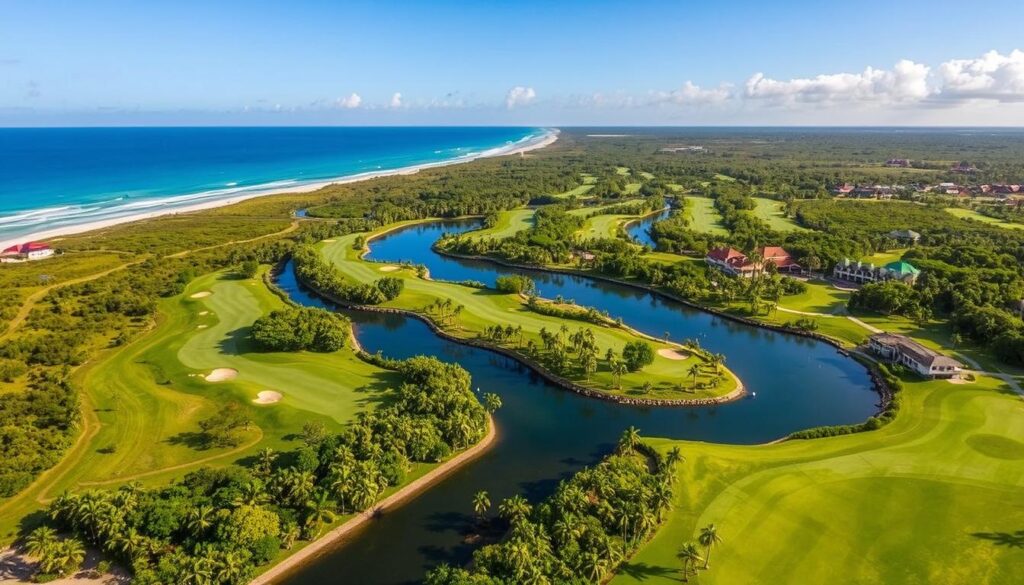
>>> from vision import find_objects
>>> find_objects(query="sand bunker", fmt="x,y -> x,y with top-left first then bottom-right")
323,239 -> 337,243
658,348 -> 689,360
199,311 -> 209,316
196,325 -> 208,329
378,265 -> 400,272
205,368 -> 238,382
253,390 -> 283,404
190,291 -> 212,299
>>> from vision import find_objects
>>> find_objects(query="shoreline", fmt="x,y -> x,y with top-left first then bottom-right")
0,129 -> 559,250
249,413 -> 498,585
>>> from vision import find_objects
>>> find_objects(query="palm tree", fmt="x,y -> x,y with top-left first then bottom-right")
25,525 -> 57,559
612,360 -> 628,389
698,523 -> 722,569
255,447 -> 278,476
618,426 -> 641,454
498,494 -> 531,523
304,490 -> 336,539
215,551 -> 247,584
472,490 -> 491,521
666,446 -> 685,473
581,550 -> 609,582
677,541 -> 703,582
186,504 -> 215,538
688,363 -> 701,390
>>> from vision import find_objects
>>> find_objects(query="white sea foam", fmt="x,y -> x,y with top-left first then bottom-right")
0,129 -> 559,248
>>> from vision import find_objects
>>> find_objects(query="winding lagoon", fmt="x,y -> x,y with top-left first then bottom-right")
275,219 -> 877,584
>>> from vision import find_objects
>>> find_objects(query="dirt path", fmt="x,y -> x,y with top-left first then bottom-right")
249,415 -> 498,585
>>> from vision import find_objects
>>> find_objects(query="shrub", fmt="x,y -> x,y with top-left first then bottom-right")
622,340 -> 655,371
495,274 -> 535,294
250,307 -> 349,352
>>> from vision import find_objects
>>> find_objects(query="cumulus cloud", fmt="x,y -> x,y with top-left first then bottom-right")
506,86 -> 537,109
650,81 -> 732,106
336,93 -> 362,109
389,92 -> 403,108
937,49 -> 1024,102
745,59 -> 931,104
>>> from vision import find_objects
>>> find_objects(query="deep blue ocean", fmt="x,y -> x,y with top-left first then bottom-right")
0,126 -> 545,242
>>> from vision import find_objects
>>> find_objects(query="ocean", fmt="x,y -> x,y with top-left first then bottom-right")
0,126 -> 547,244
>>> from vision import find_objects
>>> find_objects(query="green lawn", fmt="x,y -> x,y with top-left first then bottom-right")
777,280 -> 850,314
861,248 -> 909,266
468,208 -> 535,240
945,207 -> 1024,230
684,196 -> 729,236
750,198 -> 809,232
616,166 -> 631,176
553,183 -> 596,198
321,230 -> 739,401
615,373 -> 1024,584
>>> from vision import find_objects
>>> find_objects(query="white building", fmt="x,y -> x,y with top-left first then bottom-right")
868,333 -> 963,379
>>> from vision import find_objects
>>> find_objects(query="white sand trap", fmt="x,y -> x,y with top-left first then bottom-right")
378,265 -> 400,272
199,311 -> 209,316
196,324 -> 208,329
253,390 -> 283,404
205,368 -> 238,382
190,291 -> 212,299
658,348 -> 689,360
323,239 -> 337,243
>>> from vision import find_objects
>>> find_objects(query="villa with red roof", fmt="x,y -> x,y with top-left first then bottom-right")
757,246 -> 803,273
706,246 -> 803,278
1,242 -> 54,263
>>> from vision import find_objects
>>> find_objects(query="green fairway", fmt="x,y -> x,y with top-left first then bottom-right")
684,196 -> 729,236
320,230 -> 739,401
553,183 -> 596,198
468,208 -> 535,240
861,248 -> 909,266
615,373 -> 1024,584
945,207 -> 1024,230
0,267 -> 399,538
616,166 -> 631,176
777,280 -> 850,314
750,197 -> 809,232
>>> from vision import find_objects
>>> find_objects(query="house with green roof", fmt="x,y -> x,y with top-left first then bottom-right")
832,258 -> 921,285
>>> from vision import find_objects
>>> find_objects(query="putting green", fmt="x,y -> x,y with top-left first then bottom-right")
320,230 -> 739,401
614,374 -> 1024,584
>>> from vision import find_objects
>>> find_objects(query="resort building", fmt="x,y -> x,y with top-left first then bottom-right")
0,242 -> 54,263
757,246 -> 803,273
705,246 -> 802,277
705,247 -> 756,277
888,229 -> 921,245
868,333 -> 964,379
832,259 -> 921,285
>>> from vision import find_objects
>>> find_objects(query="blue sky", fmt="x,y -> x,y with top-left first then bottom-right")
3,0 -> 1024,125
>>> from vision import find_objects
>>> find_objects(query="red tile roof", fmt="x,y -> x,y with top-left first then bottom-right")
706,247 -> 747,265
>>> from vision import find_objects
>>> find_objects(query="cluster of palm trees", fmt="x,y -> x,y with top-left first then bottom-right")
677,523 -> 723,581
431,428 -> 682,585
427,298 -> 464,326
24,526 -> 85,578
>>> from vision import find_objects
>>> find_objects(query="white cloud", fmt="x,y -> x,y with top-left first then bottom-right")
937,49 -> 1024,102
506,86 -> 536,109
650,81 -> 732,106
744,59 -> 931,104
336,93 -> 362,109
389,92 -> 403,108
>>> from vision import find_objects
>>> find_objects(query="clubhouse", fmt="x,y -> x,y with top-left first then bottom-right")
1,242 -> 54,263
833,259 -> 920,285
868,333 -> 964,379
705,246 -> 802,278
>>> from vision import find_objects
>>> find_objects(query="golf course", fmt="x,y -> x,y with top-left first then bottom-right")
317,227 -> 741,402
616,373 -> 1024,584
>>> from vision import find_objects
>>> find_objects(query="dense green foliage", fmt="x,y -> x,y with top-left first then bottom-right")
250,307 -> 350,352
426,431 -> 679,584
40,356 -> 487,583
621,340 -> 655,372
292,246 -> 403,305
494,275 -> 536,295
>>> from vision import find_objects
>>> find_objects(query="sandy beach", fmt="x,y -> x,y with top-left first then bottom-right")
0,130 -> 558,250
